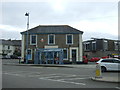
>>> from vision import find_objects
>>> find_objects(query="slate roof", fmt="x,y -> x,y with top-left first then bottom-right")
21,25 -> 83,34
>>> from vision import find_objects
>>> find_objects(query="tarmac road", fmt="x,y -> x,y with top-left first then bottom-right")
2,59 -> 119,89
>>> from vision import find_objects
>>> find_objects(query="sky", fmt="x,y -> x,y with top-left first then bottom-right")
0,0 -> 119,41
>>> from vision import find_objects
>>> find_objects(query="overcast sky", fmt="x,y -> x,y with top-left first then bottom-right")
0,0 -> 119,41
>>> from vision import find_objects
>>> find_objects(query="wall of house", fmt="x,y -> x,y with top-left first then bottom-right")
84,50 -> 119,59
21,35 -> 25,61
1,45 -> 14,58
33,34 -> 79,48
108,40 -> 114,51
79,34 -> 83,61
0,45 -> 2,58
23,33 -> 83,63
83,39 -> 120,60
0,45 -> 2,54
96,40 -> 103,51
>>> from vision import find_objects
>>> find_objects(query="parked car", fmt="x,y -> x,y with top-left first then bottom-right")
96,58 -> 120,72
10,55 -> 19,59
89,57 -> 100,62
83,56 -> 88,64
113,55 -> 120,59
101,56 -> 109,59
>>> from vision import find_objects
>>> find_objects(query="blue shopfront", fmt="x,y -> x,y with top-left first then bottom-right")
33,48 -> 64,64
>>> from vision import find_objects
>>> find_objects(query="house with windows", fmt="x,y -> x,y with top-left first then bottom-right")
0,39 -> 21,58
83,38 -> 120,59
20,25 -> 83,64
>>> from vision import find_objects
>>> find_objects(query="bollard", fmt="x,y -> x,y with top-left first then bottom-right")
95,64 -> 102,78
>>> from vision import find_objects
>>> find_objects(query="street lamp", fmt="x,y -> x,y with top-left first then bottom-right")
25,12 -> 29,30
25,12 -> 29,64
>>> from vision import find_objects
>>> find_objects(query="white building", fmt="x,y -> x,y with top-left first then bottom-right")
0,39 -> 21,58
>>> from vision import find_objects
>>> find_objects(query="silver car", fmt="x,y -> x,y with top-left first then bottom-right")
96,58 -> 120,72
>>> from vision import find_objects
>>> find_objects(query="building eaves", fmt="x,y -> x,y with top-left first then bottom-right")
21,25 -> 83,34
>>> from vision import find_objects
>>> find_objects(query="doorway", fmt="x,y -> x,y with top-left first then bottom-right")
72,49 -> 77,64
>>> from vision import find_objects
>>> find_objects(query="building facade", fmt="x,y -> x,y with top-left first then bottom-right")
0,39 -> 21,58
21,25 -> 83,64
83,38 -> 120,59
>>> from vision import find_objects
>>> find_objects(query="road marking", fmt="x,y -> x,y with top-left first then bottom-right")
39,78 -> 86,85
3,72 -> 25,77
115,87 -> 120,90
30,67 -> 44,68
59,77 -> 90,81
3,72 -> 58,78
40,76 -> 61,79
55,73 -> 91,77
3,71 -> 89,86
30,67 -> 59,69
3,71 -> 42,75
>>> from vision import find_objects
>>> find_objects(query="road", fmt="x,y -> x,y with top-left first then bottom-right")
2,59 -> 120,88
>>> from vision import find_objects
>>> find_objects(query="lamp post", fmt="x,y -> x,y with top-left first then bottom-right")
25,12 -> 29,64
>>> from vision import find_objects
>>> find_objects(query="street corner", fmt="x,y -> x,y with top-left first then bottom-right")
91,76 -> 120,83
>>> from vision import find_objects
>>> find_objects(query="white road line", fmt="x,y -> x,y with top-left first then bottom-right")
40,76 -> 61,79
3,72 -> 25,77
115,87 -> 120,90
59,77 -> 90,81
30,67 -> 58,69
3,72 -> 58,78
3,71 -> 42,75
39,78 -> 86,85
32,74 -> 57,77
54,73 -> 91,77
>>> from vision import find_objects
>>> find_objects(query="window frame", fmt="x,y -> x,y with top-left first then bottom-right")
63,48 -> 68,60
92,41 -> 96,51
30,35 -> 37,45
103,40 -> 108,51
66,34 -> 73,45
84,42 -> 90,51
114,41 -> 118,51
48,34 -> 55,45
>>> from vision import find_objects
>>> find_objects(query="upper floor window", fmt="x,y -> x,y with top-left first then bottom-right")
114,41 -> 118,51
84,42 -> 90,51
92,41 -> 96,51
103,40 -> 108,51
30,35 -> 37,45
66,34 -> 73,44
48,34 -> 55,44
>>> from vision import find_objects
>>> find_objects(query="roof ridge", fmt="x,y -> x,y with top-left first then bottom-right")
38,25 -> 69,26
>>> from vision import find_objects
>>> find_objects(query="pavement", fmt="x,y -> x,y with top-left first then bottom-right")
2,62 -> 120,83
91,76 -> 120,83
